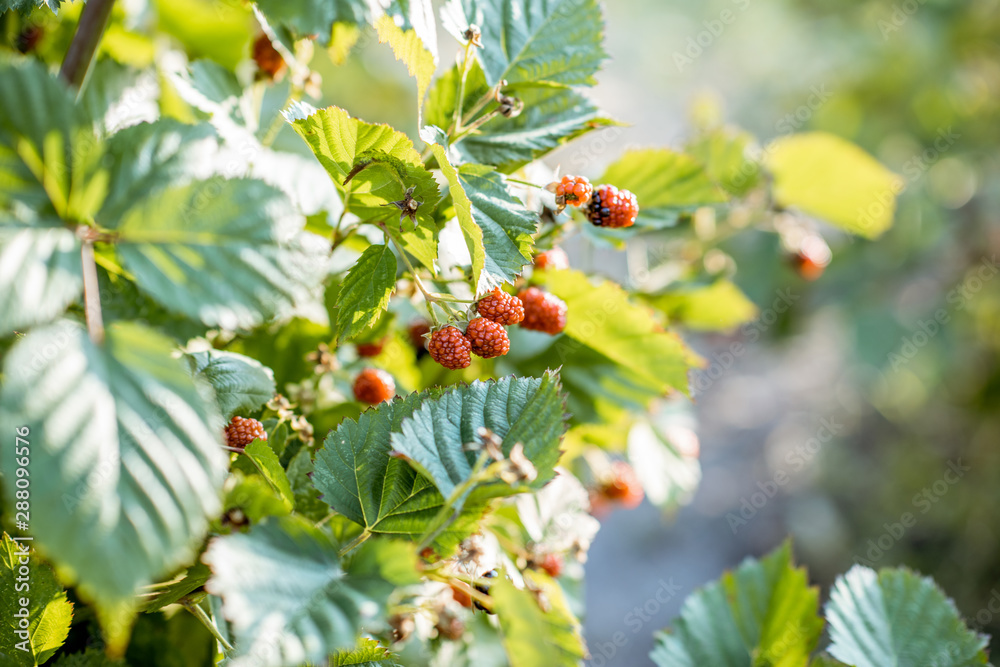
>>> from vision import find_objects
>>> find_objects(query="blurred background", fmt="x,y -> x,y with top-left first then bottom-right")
6,0 -> 999,664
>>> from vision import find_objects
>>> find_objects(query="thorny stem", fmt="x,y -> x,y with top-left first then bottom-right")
184,601 -> 235,655
381,223 -> 464,325
60,0 -> 116,89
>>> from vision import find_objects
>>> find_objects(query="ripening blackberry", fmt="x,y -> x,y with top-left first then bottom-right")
224,416 -> 267,451
476,288 -> 524,325
517,287 -> 567,335
586,184 -> 639,228
554,175 -> 593,208
465,317 -> 510,358
428,326 -> 472,370
353,368 -> 395,404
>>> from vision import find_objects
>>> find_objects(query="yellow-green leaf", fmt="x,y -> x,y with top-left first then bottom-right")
376,15 -> 436,125
764,132 -> 902,239
492,571 -> 586,667
649,280 -> 758,331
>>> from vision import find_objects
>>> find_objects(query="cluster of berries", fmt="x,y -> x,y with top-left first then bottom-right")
554,175 -> 639,229
426,286 -> 568,370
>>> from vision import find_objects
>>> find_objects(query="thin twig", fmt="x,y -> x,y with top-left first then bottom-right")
60,0 -> 116,89
183,601 -> 235,654
80,239 -> 105,344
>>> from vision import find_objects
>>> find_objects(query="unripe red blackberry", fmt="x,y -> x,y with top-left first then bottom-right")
517,287 -> 567,335
465,317 -> 510,358
428,326 -> 472,370
534,247 -> 570,271
539,553 -> 564,578
252,34 -> 286,79
356,337 -> 387,358
599,461 -> 644,509
586,184 -> 639,228
407,320 -> 432,353
353,368 -> 395,404
475,288 -> 524,325
554,175 -> 593,207
224,416 -> 267,451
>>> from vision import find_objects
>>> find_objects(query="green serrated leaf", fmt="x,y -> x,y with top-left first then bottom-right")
391,372 -> 566,498
427,142 -> 535,293
599,148 -> 728,226
375,14 -> 436,124
533,269 -> 693,395
686,128 -> 761,197
651,542 -> 823,667
337,243 -> 398,340
203,515 -> 389,665
186,349 -> 276,419
225,472 -> 292,523
492,571 -> 586,667
288,105 -> 440,226
243,439 -> 295,511
312,389 -> 487,556
99,119 -> 217,226
331,637 -> 402,666
825,566 -> 990,667
0,224 -> 82,335
0,533 -> 73,666
764,132 -> 901,239
287,448 -> 329,521
0,321 -> 229,609
441,0 -> 606,89
109,177 -> 328,330
426,61 -> 615,172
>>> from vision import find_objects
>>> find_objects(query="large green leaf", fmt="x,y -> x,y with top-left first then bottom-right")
312,390 -> 487,556
375,14 -> 436,123
98,120 -> 216,226
651,543 -> 823,667
425,62 -> 614,172
203,516 -> 389,666
109,178 -> 328,330
492,571 -> 586,667
391,372 -> 566,498
534,269 -> 693,395
441,0 -> 606,89
336,243 -> 398,340
599,149 -> 727,226
243,439 -> 295,512
287,104 -> 439,226
0,534 -> 73,666
0,224 -> 82,335
0,321 -> 229,607
0,57 -> 106,220
427,139 -> 536,293
185,349 -> 276,419
825,566 -> 990,667
764,132 -> 901,239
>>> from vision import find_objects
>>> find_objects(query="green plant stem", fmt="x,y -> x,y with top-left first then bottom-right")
184,601 -> 235,655
380,223 -> 449,325
451,108 -> 502,148
60,0 -> 116,89
452,40 -> 476,134
338,530 -> 371,557
80,239 -> 105,345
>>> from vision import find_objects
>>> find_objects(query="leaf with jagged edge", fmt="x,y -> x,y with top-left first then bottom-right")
312,390 -> 487,558
491,571 -> 586,667
0,321 -> 229,642
424,136 -> 536,294
0,533 -> 73,666
375,14 -> 436,125
533,269 -> 694,396
287,104 -> 439,227
331,638 -> 403,666
425,61 -> 616,172
185,349 -> 276,419
440,0 -> 606,89
651,542 -> 823,667
243,439 -> 295,512
390,372 -> 566,499
335,243 -> 398,341
825,565 -> 990,667
109,177 -> 329,330
203,516 -> 395,667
